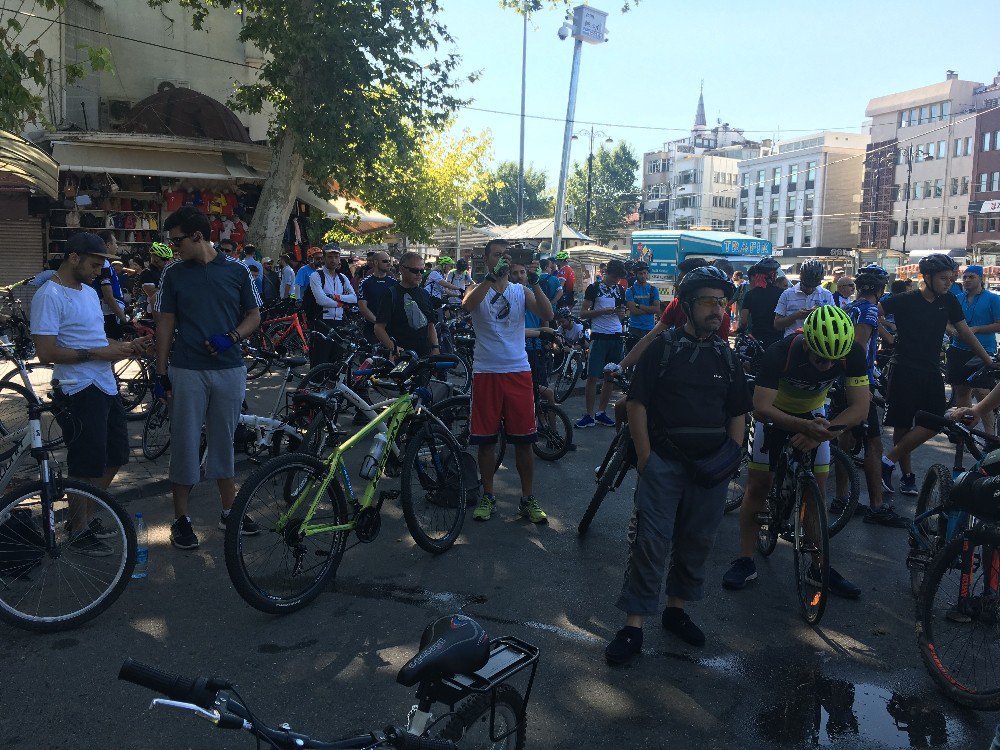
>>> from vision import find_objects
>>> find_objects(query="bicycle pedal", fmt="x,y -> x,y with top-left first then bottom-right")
905,555 -> 928,571
380,490 -> 400,502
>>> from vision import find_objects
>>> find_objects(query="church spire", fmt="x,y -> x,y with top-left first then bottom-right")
693,79 -> 707,131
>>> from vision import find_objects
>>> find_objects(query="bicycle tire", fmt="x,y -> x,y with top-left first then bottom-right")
431,395 -> 471,449
431,352 -> 472,395
400,422 -> 466,554
553,355 -> 580,404
917,526 -> 1000,709
792,473 -> 829,625
113,356 -> 150,417
909,464 -> 953,598
225,453 -> 349,614
141,400 -> 171,460
756,490 -> 780,557
0,366 -> 64,454
533,402 -> 573,461
826,445 -> 862,539
725,419 -> 752,514
300,405 -> 345,460
436,682 -> 526,750
578,437 -> 628,536
0,479 -> 135,632
243,330 -> 272,380
265,321 -> 307,358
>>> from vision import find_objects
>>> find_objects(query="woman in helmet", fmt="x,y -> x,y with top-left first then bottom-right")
880,253 -> 996,495
722,305 -> 868,600
738,257 -> 784,349
139,241 -> 174,316
773,259 -> 836,338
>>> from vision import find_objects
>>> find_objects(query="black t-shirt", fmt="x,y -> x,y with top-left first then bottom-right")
374,284 -> 436,356
138,267 -> 161,289
627,332 -> 752,460
881,290 -> 963,369
359,274 -> 398,334
742,285 -> 784,347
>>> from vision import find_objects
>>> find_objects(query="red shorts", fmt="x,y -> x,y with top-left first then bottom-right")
470,371 -> 537,445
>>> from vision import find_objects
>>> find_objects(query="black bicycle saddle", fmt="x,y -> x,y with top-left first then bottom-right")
396,615 -> 490,687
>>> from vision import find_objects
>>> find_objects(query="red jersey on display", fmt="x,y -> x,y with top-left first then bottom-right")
163,190 -> 186,212
210,217 -> 223,243
558,264 -> 576,294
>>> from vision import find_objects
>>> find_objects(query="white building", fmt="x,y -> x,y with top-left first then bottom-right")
737,132 -> 869,254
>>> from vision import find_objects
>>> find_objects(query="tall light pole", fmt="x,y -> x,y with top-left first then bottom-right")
901,145 -> 933,255
571,126 -> 612,236
551,5 -> 608,256
516,1 -> 528,226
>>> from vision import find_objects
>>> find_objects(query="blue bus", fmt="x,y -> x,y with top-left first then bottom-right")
631,229 -> 772,299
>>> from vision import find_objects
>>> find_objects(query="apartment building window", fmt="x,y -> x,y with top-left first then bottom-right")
769,227 -> 779,246
950,177 -> 959,196
985,133 -> 993,152
786,194 -> 797,217
932,217 -> 941,234
912,220 -> 920,235
754,198 -> 763,217
647,160 -> 661,173
890,220 -> 899,236
961,176 -> 970,195
741,172 -> 749,188
976,217 -> 988,232
756,169 -> 765,188
914,182 -> 925,200
919,105 -> 929,124
933,178 -> 944,198
948,218 -> 956,234
942,101 -> 951,118
920,219 -> 930,235
772,167 -> 781,186
804,192 -> 814,217
785,226 -> 795,246
769,197 -> 779,222
965,137 -> 974,156
739,201 -> 748,219
954,139 -> 963,158
980,173 -> 990,193
806,161 -> 817,185
959,216 -> 967,233
930,103 -> 940,121
753,225 -> 762,238
994,172 -> 1000,192
787,164 -> 798,189
898,110 -> 910,128
803,225 -> 812,247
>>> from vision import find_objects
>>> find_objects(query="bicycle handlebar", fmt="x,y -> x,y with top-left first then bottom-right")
914,410 -> 953,431
119,658 -> 230,710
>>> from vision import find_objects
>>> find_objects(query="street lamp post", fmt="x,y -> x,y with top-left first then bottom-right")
516,1 -> 528,226
551,5 -> 608,256
571,126 -> 612,236
901,145 -> 933,255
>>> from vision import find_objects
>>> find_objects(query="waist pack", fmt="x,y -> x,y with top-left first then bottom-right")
662,434 -> 743,488
0,508 -> 44,577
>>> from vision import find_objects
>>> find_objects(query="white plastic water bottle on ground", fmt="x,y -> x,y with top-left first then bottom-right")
360,432 -> 389,479
132,513 -> 148,579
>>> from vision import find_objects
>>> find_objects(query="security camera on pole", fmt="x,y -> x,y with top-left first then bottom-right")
551,4 -> 608,256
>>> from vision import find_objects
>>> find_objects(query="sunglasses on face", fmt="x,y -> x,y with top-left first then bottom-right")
402,264 -> 424,275
167,234 -> 194,246
693,296 -> 728,308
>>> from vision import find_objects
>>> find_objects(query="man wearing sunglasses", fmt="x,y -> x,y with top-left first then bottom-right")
373,251 -> 438,358
462,238 -> 554,524
358,251 -> 397,344
722,305 -> 867,600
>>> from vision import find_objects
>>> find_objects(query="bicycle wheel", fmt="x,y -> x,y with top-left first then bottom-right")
432,395 -> 471,449
437,683 -> 526,750
141,400 -> 171,460
300,405 -> 346,460
553,355 -> 581,404
113,356 -> 150,418
825,445 -> 862,539
909,464 -> 953,597
0,479 -> 135,632
297,362 -> 344,392
265,321 -> 306,358
533,402 -> 572,461
917,526 -> 1000,709
431,352 -> 472,395
792,473 -> 829,625
243,330 -> 272,381
1,365 -> 63,451
755,491 -> 780,557
725,420 -> 751,514
400,422 -> 466,554
578,436 -> 627,536
224,453 -> 349,614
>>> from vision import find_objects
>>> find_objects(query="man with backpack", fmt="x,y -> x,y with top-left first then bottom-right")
605,266 -> 751,666
374,251 -> 439,358
305,247 -> 358,367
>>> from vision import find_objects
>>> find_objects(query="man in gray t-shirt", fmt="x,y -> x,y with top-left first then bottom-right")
156,207 -> 261,551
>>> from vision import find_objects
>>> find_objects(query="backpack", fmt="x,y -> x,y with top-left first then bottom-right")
0,508 -> 44,577
657,327 -> 737,384
302,270 -> 349,322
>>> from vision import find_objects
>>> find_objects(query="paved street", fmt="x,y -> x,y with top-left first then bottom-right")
2,377 -> 999,750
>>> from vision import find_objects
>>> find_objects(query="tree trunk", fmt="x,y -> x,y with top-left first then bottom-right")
247,128 -> 304,257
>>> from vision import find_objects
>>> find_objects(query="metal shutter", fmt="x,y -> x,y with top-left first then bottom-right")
0,218 -> 44,307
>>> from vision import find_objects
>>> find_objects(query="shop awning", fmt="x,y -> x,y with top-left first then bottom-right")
295,184 -> 394,230
50,141 -> 261,182
0,130 -> 60,198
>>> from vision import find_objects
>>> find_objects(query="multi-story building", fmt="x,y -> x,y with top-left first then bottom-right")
861,71 -> 982,259
641,87 -> 763,232
969,72 -> 1000,252
737,132 -> 868,257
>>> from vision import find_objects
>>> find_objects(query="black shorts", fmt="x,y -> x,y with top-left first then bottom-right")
55,385 -> 129,478
883,362 -> 947,429
104,314 -> 125,340
862,398 -> 882,439
945,346 -> 981,387
527,348 -> 550,388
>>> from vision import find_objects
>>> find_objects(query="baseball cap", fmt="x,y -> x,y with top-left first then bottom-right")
307,246 -> 323,258
262,257 -> 273,264
66,232 -> 116,259
965,265 -> 985,277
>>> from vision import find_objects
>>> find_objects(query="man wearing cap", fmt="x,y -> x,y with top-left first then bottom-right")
947,265 -> 1000,433
30,232 -> 152,556
294,247 -> 323,299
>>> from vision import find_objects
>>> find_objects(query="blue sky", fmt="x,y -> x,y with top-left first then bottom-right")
440,0 -> 999,186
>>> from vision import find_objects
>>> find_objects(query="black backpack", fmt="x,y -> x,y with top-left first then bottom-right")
657,327 -> 737,384
0,508 -> 44,577
301,269 -> 327,322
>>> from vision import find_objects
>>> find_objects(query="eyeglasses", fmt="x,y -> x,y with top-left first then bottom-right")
166,234 -> 194,246
401,264 -> 424,275
693,296 -> 729,308
490,290 -> 511,320
838,284 -> 856,289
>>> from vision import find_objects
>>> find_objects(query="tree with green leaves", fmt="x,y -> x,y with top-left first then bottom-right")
471,161 -> 551,226
152,0 -> 465,254
565,142 -> 639,245
0,1 -> 112,132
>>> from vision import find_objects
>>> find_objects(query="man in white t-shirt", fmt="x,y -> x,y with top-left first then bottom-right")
462,239 -> 554,525
30,232 -> 151,556
576,259 -> 627,429
773,259 -> 835,337
277,254 -> 296,299
424,257 -> 464,305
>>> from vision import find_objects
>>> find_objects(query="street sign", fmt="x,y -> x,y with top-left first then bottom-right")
572,5 -> 608,44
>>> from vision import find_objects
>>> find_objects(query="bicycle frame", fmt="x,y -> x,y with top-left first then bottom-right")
268,313 -> 309,351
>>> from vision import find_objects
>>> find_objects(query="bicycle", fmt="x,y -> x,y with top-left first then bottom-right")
263,303 -> 311,358
754,436 -> 831,625
578,421 -> 635,535
495,383 -> 574,467
224,353 -> 468,614
119,613 -> 536,749
435,316 -> 473,394
0,379 -> 135,631
551,329 -> 588,404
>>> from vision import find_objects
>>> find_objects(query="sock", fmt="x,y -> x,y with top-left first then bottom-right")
881,456 -> 895,468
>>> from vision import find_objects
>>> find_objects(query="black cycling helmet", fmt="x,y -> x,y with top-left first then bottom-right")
677,256 -> 708,276
606,259 -> 627,278
918,253 -> 958,276
748,257 -> 780,276
855,263 -> 889,292
677,265 -> 736,302
632,261 -> 649,272
455,258 -> 468,271
556,306 -> 572,319
799,260 -> 825,287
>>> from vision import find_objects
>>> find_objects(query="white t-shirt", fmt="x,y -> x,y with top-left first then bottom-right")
774,283 -> 836,337
424,269 -> 446,298
446,270 -> 472,297
29,281 -> 117,396
279,265 -> 295,298
584,281 -> 624,335
560,321 -> 584,343
471,282 -> 530,374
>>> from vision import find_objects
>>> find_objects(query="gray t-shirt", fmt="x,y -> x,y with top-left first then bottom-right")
155,252 -> 261,370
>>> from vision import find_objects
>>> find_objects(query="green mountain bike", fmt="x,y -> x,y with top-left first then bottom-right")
224,354 -> 468,614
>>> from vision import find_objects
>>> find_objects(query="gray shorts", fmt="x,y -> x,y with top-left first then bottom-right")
168,366 -> 246,486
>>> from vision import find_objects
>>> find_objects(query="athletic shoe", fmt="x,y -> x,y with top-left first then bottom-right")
218,512 -> 261,536
472,493 -> 495,522
880,461 -> 896,494
64,517 -> 116,540
170,516 -> 200,550
605,626 -> 643,666
575,414 -> 596,429
518,496 -> 548,524
661,607 -> 705,647
828,496 -> 850,518
68,528 -> 113,557
864,504 -> 909,528
594,412 -> 615,427
828,567 -> 862,599
722,557 -> 758,590
899,473 -> 919,496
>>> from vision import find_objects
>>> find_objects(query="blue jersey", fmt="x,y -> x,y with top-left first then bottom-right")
847,298 -> 879,381
525,308 -> 542,350
626,282 -> 659,332
952,288 -> 1000,354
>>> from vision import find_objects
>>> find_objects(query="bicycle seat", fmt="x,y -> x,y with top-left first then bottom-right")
396,615 -> 490,687
279,356 -> 309,368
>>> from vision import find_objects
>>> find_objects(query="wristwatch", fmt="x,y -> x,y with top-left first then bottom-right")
483,273 -> 497,283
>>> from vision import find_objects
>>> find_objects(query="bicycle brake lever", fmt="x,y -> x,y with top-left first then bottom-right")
149,698 -> 221,723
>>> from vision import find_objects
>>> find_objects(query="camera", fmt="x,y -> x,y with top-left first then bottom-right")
507,243 -> 535,267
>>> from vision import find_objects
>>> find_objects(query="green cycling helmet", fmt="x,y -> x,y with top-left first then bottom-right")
555,251 -> 570,261
803,305 -> 855,360
150,242 -> 173,259
437,255 -> 454,266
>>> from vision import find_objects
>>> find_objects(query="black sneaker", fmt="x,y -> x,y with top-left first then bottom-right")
68,527 -> 114,557
218,512 -> 261,536
722,557 -> 758,590
864,504 -> 909,528
899,473 -> 919,496
828,567 -> 862,599
63,517 -> 117,540
170,516 -> 200,550
605,626 -> 642,666
662,607 -> 705,647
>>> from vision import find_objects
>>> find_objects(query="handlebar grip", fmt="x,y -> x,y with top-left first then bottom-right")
390,730 -> 458,750
118,659 -> 221,710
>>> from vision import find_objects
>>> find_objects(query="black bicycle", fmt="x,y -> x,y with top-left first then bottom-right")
578,421 -> 635,535
120,614 -> 537,749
